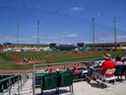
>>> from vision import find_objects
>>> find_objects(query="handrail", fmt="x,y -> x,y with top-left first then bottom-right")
0,76 -> 16,83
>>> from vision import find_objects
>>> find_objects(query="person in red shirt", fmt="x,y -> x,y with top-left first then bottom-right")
101,53 -> 116,75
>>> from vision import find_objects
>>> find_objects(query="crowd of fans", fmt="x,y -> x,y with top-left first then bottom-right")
100,53 -> 126,79
36,52 -> 126,84
87,53 -> 126,84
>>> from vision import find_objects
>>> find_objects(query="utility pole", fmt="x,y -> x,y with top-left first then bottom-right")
113,16 -> 117,49
37,20 -> 40,44
92,17 -> 95,50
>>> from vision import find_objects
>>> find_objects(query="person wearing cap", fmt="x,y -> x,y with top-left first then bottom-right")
100,53 -> 116,75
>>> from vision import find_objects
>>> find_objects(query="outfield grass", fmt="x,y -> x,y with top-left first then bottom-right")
0,50 -> 124,70
0,63 -> 32,70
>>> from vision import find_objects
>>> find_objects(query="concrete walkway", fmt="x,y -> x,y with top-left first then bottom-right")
25,79 -> 126,95
73,81 -> 126,95
2,79 -> 126,95
19,79 -> 33,95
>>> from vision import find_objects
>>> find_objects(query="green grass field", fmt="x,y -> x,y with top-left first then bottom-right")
0,50 -> 125,70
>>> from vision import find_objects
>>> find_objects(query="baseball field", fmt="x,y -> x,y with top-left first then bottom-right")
0,50 -> 124,70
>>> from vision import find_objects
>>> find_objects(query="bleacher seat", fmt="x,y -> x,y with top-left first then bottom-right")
34,71 -> 73,94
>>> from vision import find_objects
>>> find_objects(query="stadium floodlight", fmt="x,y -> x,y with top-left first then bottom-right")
92,17 -> 96,50
37,20 -> 40,44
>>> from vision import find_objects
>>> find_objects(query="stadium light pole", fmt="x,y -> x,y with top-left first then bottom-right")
113,16 -> 117,49
37,20 -> 40,44
92,17 -> 96,50
17,23 -> 20,44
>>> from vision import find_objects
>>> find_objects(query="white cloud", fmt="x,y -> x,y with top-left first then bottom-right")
118,35 -> 126,39
96,34 -> 126,43
96,36 -> 113,43
57,32 -> 79,38
117,35 -> 126,42
0,35 -> 16,40
31,35 -> 49,39
70,6 -> 84,11
66,33 -> 78,38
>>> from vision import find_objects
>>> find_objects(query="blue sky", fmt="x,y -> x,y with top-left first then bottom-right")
0,0 -> 126,44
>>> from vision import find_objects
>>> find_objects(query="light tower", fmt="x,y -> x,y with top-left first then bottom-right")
113,16 -> 117,49
37,20 -> 40,44
17,23 -> 20,44
92,17 -> 96,50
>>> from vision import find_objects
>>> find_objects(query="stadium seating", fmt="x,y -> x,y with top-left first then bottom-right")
35,70 -> 73,94
0,75 -> 21,93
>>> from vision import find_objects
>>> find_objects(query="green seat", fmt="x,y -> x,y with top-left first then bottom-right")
35,71 -> 73,92
43,72 -> 57,90
60,71 -> 73,87
35,73 -> 47,88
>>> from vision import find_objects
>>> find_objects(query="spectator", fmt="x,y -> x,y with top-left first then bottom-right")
122,58 -> 126,79
100,53 -> 115,75
115,56 -> 123,66
115,56 -> 124,80
122,58 -> 126,65
55,68 -> 61,94
56,68 -> 60,72
47,65 -> 53,73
